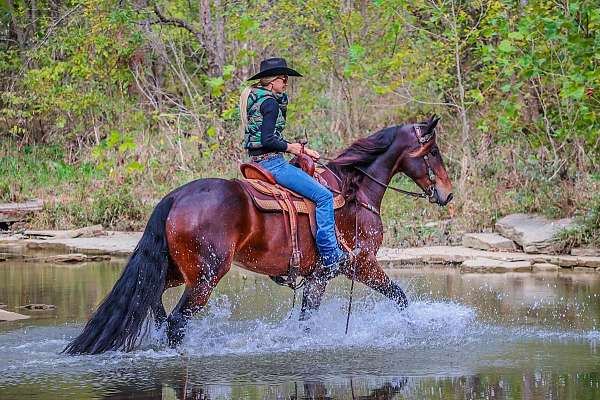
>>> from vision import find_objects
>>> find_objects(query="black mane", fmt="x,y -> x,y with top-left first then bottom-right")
328,126 -> 402,201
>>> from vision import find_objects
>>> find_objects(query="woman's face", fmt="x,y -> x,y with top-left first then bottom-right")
269,75 -> 288,93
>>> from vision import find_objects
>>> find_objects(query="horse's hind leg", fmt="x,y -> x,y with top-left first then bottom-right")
152,299 -> 168,329
166,250 -> 233,347
152,274 -> 184,329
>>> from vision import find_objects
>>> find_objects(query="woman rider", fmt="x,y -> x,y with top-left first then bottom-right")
240,57 -> 351,276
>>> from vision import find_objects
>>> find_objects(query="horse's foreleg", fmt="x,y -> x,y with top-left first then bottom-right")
353,257 -> 408,310
299,278 -> 328,321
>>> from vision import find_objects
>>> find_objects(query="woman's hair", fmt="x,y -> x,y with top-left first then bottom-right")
239,76 -> 279,133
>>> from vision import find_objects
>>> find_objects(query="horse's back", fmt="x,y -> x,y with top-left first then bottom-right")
166,178 -> 252,235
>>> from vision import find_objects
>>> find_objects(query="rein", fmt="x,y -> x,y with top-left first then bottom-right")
353,166 -> 429,199
316,124 -> 437,214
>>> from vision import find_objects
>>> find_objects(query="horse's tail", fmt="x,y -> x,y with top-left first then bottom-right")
63,196 -> 175,355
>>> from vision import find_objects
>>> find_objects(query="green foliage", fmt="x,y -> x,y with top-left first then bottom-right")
0,143 -> 97,202
1,0 -> 598,246
559,195 -> 600,248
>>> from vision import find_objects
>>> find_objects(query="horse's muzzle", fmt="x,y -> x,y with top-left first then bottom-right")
433,190 -> 453,206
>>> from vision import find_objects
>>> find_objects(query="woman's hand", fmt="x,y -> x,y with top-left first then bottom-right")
286,142 -> 303,155
287,142 -> 320,160
303,147 -> 320,161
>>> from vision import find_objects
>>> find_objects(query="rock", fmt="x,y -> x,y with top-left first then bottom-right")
577,257 -> 600,268
422,254 -> 464,264
571,248 -> 600,257
495,213 -> 573,254
462,233 -> 516,251
573,267 -> 596,273
0,252 -> 27,260
461,258 -> 532,273
532,263 -> 559,272
24,253 -> 110,263
0,309 -> 30,321
18,304 -> 56,310
26,242 -> 68,252
557,256 -> 579,267
24,225 -> 105,239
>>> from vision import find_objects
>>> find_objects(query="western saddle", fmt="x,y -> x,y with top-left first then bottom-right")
236,154 -> 345,287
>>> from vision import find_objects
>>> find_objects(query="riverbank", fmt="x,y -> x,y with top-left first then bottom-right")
2,230 -> 599,273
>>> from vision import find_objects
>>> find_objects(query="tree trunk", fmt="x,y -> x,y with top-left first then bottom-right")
7,0 -> 27,53
199,0 -> 222,76
49,0 -> 61,24
214,0 -> 225,73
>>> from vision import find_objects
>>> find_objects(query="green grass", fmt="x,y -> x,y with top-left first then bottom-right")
0,144 -> 98,202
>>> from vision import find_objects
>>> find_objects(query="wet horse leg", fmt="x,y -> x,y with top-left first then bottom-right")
299,278 -> 328,321
354,256 -> 408,309
152,275 -> 185,329
151,300 -> 168,329
166,250 -> 233,347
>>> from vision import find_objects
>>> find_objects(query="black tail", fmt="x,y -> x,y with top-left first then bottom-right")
63,196 -> 175,355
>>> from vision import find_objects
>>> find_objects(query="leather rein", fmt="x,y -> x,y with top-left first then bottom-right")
318,124 -> 437,215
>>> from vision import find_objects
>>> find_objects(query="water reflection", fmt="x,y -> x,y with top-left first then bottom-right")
2,261 -> 600,399
100,374 -> 408,400
97,371 -> 600,400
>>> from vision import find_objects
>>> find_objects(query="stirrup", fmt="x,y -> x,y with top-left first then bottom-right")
269,275 -> 305,290
312,247 -> 361,282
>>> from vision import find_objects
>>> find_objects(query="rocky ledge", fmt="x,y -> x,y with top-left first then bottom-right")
1,226 -> 598,273
377,246 -> 600,272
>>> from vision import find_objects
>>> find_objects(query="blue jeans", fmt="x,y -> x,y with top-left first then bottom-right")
258,155 -> 343,262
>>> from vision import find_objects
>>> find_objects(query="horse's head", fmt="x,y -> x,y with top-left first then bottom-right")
396,116 -> 453,206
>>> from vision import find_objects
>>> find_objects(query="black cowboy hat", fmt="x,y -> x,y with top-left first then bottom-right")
247,57 -> 302,81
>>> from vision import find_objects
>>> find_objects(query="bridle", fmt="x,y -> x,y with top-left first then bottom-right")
318,124 -> 439,214
413,123 -> 438,199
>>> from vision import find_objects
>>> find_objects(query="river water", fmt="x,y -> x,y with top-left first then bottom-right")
1,259 -> 600,399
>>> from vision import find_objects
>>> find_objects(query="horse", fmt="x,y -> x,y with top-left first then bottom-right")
63,116 -> 453,355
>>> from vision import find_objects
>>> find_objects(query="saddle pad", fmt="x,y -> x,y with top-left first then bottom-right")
236,179 -> 345,214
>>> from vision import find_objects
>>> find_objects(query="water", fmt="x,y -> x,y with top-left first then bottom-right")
1,260 -> 600,399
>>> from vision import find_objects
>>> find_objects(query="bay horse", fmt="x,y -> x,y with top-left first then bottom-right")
63,116 -> 453,355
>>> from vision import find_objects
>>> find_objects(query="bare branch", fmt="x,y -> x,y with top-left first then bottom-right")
152,2 -> 205,48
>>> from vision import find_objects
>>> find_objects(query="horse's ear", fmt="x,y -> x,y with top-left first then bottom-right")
427,114 -> 440,133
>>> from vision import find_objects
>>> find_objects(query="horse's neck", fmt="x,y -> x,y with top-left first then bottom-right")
357,157 -> 395,210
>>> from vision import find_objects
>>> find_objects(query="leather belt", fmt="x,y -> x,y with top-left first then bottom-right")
250,152 -> 282,162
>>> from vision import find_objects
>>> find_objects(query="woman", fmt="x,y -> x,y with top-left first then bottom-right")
240,57 -> 350,276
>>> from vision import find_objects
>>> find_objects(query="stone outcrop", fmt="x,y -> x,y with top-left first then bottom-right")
532,263 -> 560,272
18,304 -> 56,310
461,258 -> 531,273
0,309 -> 30,321
377,246 -> 600,270
24,224 -> 105,239
23,253 -> 110,263
0,231 -> 141,257
495,213 -> 574,254
462,233 -> 516,251
571,248 -> 600,257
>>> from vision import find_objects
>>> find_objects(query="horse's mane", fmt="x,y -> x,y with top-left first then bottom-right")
328,126 -> 400,201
